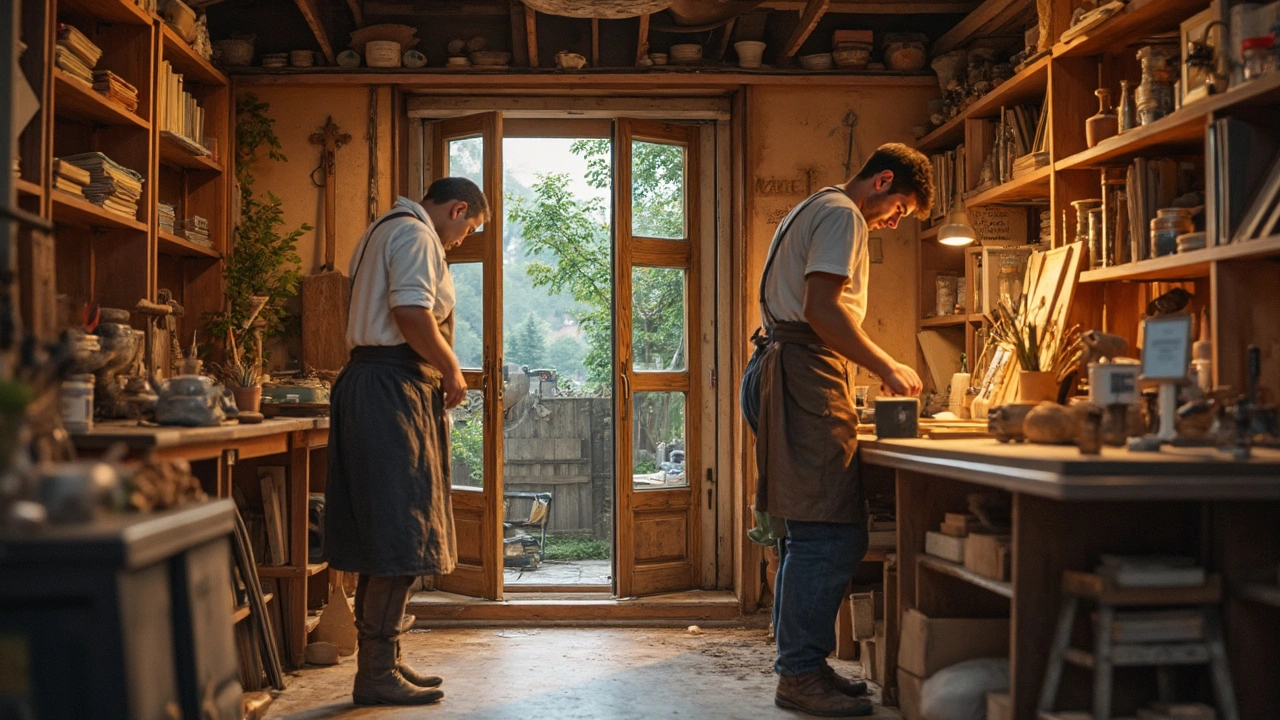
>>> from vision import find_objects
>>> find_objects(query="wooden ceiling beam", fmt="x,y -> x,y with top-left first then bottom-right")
762,0 -> 976,12
526,6 -> 539,67
932,0 -> 1023,55
779,0 -> 830,63
345,0 -> 363,27
363,1 -> 508,15
636,13 -> 651,65
294,0 -> 336,64
592,18 -> 599,67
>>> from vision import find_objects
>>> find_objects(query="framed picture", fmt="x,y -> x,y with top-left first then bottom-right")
1141,315 -> 1194,381
1181,3 -> 1224,106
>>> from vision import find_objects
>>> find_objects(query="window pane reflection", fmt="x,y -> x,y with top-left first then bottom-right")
631,392 -> 686,489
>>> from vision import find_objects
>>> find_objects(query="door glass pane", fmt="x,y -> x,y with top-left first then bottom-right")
631,266 -> 686,372
448,137 -> 484,231
632,392 -> 686,489
450,389 -> 484,489
631,140 -> 685,240
448,262 -> 483,371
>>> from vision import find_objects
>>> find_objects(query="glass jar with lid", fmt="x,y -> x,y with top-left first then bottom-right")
1150,208 -> 1193,258
935,272 -> 959,317
996,254 -> 1025,310
1242,35 -> 1276,81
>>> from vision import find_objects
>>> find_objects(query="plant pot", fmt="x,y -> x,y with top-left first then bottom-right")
233,386 -> 262,413
1018,371 -> 1058,403
734,41 -> 766,68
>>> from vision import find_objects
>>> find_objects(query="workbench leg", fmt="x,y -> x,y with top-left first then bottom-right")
1037,594 -> 1077,713
1204,608 -> 1240,720
1092,604 -> 1113,720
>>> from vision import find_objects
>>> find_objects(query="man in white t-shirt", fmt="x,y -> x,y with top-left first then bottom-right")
327,178 -> 485,706
757,144 -> 934,716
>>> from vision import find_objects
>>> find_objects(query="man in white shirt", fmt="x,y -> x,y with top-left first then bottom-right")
757,144 -> 933,716
326,178 -> 484,706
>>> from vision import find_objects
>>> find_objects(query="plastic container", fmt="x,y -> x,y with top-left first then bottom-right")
1149,208 -> 1193,258
1242,36 -> 1275,80
61,375 -> 94,433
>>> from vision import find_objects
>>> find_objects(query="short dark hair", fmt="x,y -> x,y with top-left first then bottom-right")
424,177 -> 489,220
854,143 -> 934,217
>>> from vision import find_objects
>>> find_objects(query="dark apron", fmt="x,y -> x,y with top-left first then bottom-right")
325,312 -> 458,576
755,321 -> 864,524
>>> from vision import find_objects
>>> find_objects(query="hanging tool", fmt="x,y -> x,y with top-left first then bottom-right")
367,86 -> 379,223
830,111 -> 862,179
303,118 -> 354,373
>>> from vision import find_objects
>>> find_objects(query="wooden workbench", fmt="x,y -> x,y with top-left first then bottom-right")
860,438 -> 1280,720
72,418 -> 332,669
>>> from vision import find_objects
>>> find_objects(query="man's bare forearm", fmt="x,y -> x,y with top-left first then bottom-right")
803,300 -> 896,377
391,306 -> 461,376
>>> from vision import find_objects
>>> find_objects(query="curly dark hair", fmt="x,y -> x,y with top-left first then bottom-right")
423,177 -> 489,220
854,142 -> 934,217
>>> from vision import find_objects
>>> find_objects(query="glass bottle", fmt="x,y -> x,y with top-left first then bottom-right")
996,255 -> 1024,309
1118,80 -> 1137,132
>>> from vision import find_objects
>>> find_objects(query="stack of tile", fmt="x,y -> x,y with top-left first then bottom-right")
92,71 -> 139,113
61,152 -> 144,221
181,216 -> 210,246
158,202 -> 177,235
55,24 -> 100,86
52,158 -> 91,198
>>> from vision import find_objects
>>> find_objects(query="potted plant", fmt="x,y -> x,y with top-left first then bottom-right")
991,298 -> 1082,403
220,329 -> 264,413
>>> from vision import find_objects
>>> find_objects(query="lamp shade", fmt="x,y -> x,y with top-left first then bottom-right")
937,205 -> 976,246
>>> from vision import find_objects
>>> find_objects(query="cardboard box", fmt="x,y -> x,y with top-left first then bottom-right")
897,668 -> 926,720
940,520 -> 971,537
986,691 -> 1012,720
925,530 -> 966,563
850,590 -> 883,640
964,533 -> 1012,581
898,609 -> 1011,678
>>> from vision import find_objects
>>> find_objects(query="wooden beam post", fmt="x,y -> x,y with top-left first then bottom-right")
716,17 -> 737,62
932,0 -> 1018,55
525,5 -> 539,68
779,0 -> 830,64
636,13 -> 650,65
344,0 -> 362,27
591,18 -> 599,67
510,1 -> 530,68
294,0 -> 335,64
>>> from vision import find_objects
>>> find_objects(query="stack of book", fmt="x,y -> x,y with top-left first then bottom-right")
158,61 -> 210,156
55,24 -> 101,86
929,145 -> 965,222
181,216 -> 210,246
1098,555 -> 1206,588
92,71 -> 139,113
52,158 -> 91,198
61,152 -> 144,221
158,202 -> 177,235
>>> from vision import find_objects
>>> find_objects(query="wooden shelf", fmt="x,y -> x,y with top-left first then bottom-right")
52,192 -> 146,232
1054,0 -> 1217,59
54,70 -> 149,130
58,0 -> 153,26
159,132 -> 222,172
915,54 -> 1050,155
918,554 -> 1013,598
965,165 -> 1051,208
968,313 -> 987,323
159,230 -> 220,259
161,25 -> 227,87
921,314 -> 968,328
1238,583 -> 1280,609
1056,107 -> 1205,171
1080,234 -> 1280,283
305,612 -> 322,634
919,223 -> 940,241
231,592 -> 274,625
255,560 -> 328,578
15,178 -> 43,199
306,561 -> 329,577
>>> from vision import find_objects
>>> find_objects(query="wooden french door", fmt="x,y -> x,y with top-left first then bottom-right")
429,112 -> 504,600
613,119 -> 702,597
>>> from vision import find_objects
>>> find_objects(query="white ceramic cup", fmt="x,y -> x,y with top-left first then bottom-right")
734,41 -> 766,68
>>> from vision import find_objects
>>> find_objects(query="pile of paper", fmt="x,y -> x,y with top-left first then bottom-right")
158,202 -> 177,235
92,70 -> 139,113
60,152 -> 144,221
181,216 -> 210,246
55,24 -> 100,85
52,158 -> 91,198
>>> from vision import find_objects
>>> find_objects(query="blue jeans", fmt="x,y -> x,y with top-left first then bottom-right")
773,519 -> 869,676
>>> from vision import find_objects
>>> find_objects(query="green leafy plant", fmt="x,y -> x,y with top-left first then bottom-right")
205,94 -> 308,367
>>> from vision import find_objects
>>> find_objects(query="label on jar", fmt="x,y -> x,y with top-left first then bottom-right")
61,382 -> 93,432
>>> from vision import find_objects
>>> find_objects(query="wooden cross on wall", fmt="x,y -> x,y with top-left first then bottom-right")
309,117 -> 351,272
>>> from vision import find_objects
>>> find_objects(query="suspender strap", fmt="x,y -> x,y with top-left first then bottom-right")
349,210 -> 420,291
758,187 -> 843,328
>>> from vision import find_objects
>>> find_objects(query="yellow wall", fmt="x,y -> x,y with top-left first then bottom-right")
744,83 -> 935,386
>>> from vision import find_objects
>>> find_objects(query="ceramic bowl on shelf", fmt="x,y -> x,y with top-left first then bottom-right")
799,52 -> 834,70
649,52 -> 668,66
734,40 -> 766,68
832,43 -> 871,70
555,51 -> 587,70
336,49 -> 361,68
446,56 -> 471,68
669,43 -> 703,63
290,50 -> 315,67
470,50 -> 511,67
403,49 -> 427,68
213,38 -> 254,67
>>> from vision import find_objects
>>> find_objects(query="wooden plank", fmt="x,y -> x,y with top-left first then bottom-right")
591,18 -> 599,67
918,554 -> 1013,598
293,0 -> 336,64
510,1 -> 530,68
933,0 -> 1020,55
526,6 -> 539,67
779,0 -> 831,63
762,0 -> 976,11
345,0 -> 362,26
636,13 -> 651,64
715,18 -> 736,63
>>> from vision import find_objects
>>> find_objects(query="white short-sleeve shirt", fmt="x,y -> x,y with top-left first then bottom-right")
761,188 -> 869,327
346,196 -> 455,349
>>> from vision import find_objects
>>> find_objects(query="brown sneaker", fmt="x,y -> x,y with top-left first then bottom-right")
775,669 -> 874,717
820,662 -> 869,697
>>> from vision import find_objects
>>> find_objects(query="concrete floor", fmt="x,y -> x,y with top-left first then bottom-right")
503,559 -> 612,586
266,627 -> 898,720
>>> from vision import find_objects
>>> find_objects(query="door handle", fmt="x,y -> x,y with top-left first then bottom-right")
619,359 -> 631,422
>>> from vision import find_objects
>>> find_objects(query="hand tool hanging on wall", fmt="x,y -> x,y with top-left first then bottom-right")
302,118 -> 353,373
367,86 -> 379,223
830,111 -> 861,179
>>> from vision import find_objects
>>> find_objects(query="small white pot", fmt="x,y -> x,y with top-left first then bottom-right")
734,41 -> 766,68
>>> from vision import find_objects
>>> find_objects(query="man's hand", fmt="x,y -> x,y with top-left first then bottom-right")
442,367 -> 467,409
879,362 -> 922,397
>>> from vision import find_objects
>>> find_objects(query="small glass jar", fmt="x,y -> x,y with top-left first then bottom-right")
1242,36 -> 1276,81
996,255 -> 1024,309
1150,208 -> 1193,258
61,374 -> 94,433
1087,208 -> 1106,269
935,272 -> 959,317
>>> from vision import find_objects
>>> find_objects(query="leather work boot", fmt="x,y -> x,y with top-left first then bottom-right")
396,638 -> 443,689
352,575 -> 443,706
821,662 -> 869,697
775,670 -> 874,717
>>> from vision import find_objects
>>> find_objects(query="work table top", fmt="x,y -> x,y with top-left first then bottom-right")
71,417 -> 330,450
860,437 -> 1280,501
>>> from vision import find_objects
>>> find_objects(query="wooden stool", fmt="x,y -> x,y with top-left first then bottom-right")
1037,571 -> 1239,720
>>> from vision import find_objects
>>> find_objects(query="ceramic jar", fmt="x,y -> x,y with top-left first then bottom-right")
213,38 -> 254,66
734,41 -> 765,68
884,41 -> 926,71
1150,208 -> 1193,257
1086,88 -> 1119,147
1136,45 -> 1177,124
1070,198 -> 1103,244
931,49 -> 968,93
1086,207 -> 1106,269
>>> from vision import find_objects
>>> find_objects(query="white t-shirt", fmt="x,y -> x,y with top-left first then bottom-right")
761,188 -> 869,327
346,196 -> 455,349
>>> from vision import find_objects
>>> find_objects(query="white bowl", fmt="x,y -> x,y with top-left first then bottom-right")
669,43 -> 703,62
799,52 -> 833,70
734,40 -> 766,68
